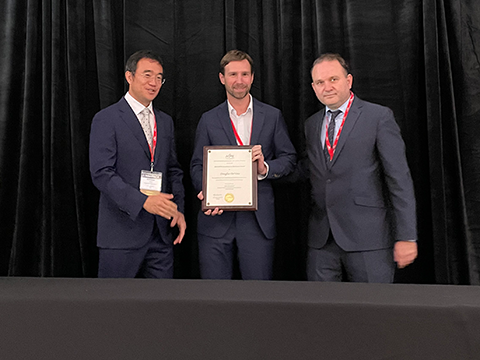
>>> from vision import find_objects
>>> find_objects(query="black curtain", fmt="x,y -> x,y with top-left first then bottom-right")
1,0 -> 479,284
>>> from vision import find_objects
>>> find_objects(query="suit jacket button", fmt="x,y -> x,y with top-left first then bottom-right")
326,179 -> 331,183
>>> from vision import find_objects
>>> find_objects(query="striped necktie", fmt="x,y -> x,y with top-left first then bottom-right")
324,109 -> 342,162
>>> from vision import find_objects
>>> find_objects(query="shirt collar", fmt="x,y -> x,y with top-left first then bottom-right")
124,91 -> 153,116
227,94 -> 253,117
325,95 -> 351,116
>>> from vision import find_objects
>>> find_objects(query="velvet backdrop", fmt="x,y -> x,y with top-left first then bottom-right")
1,0 -> 479,284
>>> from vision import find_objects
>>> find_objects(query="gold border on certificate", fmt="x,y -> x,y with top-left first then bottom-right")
202,146 -> 258,211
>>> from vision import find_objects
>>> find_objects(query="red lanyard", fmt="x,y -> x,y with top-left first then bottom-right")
149,112 -> 157,171
325,92 -> 354,160
230,117 -> 253,146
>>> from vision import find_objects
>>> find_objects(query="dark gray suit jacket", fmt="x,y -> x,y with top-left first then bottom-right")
304,96 -> 416,251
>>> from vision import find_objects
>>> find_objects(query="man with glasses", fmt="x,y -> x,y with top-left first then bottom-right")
90,50 -> 186,278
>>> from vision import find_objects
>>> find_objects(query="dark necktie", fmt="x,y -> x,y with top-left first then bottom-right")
324,109 -> 342,162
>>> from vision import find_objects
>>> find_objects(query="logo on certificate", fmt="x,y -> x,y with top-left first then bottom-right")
225,193 -> 234,203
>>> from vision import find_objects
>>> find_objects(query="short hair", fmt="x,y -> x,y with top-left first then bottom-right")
219,50 -> 254,75
125,50 -> 164,75
311,53 -> 350,76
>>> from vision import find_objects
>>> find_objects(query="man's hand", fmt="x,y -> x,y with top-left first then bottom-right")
171,211 -> 186,244
143,193 -> 178,220
197,191 -> 223,216
394,241 -> 418,268
252,144 -> 267,176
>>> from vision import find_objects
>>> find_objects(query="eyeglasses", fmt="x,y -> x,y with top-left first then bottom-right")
136,72 -> 166,85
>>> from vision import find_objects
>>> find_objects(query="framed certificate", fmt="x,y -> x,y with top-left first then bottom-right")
202,146 -> 258,211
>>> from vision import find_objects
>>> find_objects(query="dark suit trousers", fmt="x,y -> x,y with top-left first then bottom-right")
307,233 -> 394,283
198,212 -> 274,280
98,224 -> 173,279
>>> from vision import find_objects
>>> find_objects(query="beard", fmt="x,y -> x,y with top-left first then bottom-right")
226,85 -> 250,100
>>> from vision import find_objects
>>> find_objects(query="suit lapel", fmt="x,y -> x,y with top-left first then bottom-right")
218,101 -> 238,145
330,97 -> 362,166
250,98 -> 265,146
118,98 -> 151,160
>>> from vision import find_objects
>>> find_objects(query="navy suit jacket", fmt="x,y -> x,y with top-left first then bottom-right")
89,97 -> 184,249
304,96 -> 416,251
190,98 -> 296,239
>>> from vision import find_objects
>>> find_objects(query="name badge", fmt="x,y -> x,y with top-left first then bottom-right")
140,170 -> 162,195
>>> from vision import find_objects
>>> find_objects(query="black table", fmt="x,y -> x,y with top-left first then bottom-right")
1,278 -> 479,360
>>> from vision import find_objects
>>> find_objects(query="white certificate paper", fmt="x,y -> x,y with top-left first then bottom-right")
203,146 -> 257,211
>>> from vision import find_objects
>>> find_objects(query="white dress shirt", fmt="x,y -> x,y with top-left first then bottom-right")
124,92 -> 155,136
227,95 -> 253,146
320,97 -> 350,149
227,95 -> 268,179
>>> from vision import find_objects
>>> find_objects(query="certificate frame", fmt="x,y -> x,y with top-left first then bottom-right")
202,145 -> 258,211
